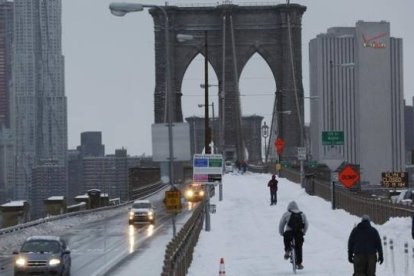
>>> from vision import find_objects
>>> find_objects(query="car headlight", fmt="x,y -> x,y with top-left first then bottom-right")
15,257 -> 26,267
199,190 -> 205,197
129,211 -> 134,218
49,258 -> 61,266
186,190 -> 194,198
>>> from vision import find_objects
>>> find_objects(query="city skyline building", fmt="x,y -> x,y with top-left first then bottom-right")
31,160 -> 67,218
309,21 -> 405,186
0,0 -> 13,203
404,99 -> 414,163
76,131 -> 105,157
11,0 -> 67,201
0,0 -> 13,128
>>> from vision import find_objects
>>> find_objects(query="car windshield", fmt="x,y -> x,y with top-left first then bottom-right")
132,202 -> 151,209
21,240 -> 60,253
225,161 -> 232,166
403,190 -> 413,200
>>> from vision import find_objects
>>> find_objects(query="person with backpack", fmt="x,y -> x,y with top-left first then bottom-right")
279,201 -> 309,270
348,214 -> 383,276
267,174 -> 278,205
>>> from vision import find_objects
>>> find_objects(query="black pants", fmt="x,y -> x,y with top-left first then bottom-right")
353,254 -> 377,276
283,231 -> 304,264
270,191 -> 277,204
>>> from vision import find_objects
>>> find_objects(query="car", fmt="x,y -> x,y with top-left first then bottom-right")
13,235 -> 71,276
391,189 -> 414,205
184,184 -> 205,202
128,199 -> 156,225
224,161 -> 234,173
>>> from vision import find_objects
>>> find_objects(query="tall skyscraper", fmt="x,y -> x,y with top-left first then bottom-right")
0,0 -> 13,128
11,0 -> 67,203
309,21 -> 404,186
0,0 -> 14,203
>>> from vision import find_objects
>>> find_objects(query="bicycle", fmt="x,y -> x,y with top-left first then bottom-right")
289,237 -> 297,274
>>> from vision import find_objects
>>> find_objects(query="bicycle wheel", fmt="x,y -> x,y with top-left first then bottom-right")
290,238 -> 296,274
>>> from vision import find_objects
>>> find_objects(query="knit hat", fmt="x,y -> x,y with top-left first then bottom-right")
361,214 -> 371,222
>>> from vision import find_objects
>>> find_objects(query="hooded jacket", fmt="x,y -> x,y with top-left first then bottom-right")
279,201 -> 309,235
348,217 -> 383,256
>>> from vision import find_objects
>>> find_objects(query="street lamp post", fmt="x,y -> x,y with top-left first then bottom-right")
198,102 -> 215,152
203,31 -> 211,154
109,2 -> 177,236
177,32 -> 211,154
177,32 -> 216,231
200,84 -> 221,152
276,110 -> 291,174
261,122 -> 269,164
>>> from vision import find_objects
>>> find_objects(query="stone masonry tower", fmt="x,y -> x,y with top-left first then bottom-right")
149,2 -> 306,162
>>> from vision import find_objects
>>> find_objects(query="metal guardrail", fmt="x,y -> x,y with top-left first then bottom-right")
130,181 -> 165,200
161,202 -> 205,276
280,166 -> 414,224
0,181 -> 166,236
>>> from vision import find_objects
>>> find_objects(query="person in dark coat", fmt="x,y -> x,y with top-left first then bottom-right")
279,201 -> 309,270
348,215 -> 383,276
267,174 -> 278,205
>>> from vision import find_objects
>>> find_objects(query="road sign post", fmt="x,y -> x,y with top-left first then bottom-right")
298,147 -> 306,188
322,147 -> 344,210
164,190 -> 182,212
193,154 -> 223,232
338,165 -> 360,189
274,137 -> 285,154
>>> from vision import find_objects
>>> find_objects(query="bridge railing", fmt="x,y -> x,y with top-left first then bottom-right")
271,166 -> 414,224
161,201 -> 204,276
0,181 -> 166,236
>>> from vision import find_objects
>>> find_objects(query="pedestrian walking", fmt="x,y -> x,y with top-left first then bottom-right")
279,201 -> 308,270
348,214 -> 383,276
267,174 -> 278,205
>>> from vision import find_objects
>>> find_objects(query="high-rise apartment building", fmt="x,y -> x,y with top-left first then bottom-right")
309,21 -> 404,186
0,0 -> 13,204
11,0 -> 67,202
404,99 -> 414,163
0,0 -> 13,128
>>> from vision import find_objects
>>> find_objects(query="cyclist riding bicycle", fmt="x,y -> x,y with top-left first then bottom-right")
279,201 -> 309,270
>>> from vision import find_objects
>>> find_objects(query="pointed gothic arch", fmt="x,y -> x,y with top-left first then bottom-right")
149,3 -> 306,162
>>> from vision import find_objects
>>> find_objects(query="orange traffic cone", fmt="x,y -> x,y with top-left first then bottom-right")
219,257 -> 226,276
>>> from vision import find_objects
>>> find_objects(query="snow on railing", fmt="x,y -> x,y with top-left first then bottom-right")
0,181 -> 166,236
169,1 -> 283,7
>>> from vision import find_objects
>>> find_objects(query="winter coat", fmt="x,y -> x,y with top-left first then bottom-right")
279,201 -> 309,236
348,219 -> 383,256
267,175 -> 278,192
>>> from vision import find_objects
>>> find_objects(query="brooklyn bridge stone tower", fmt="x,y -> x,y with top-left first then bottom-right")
150,2 -> 306,162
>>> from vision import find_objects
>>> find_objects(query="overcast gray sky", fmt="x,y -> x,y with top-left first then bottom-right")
62,0 -> 414,156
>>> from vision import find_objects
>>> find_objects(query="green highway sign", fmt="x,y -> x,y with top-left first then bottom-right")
322,131 -> 344,145
209,158 -> 223,167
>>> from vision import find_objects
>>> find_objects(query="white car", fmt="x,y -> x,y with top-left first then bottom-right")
128,199 -> 156,225
391,189 -> 414,205
224,161 -> 234,173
